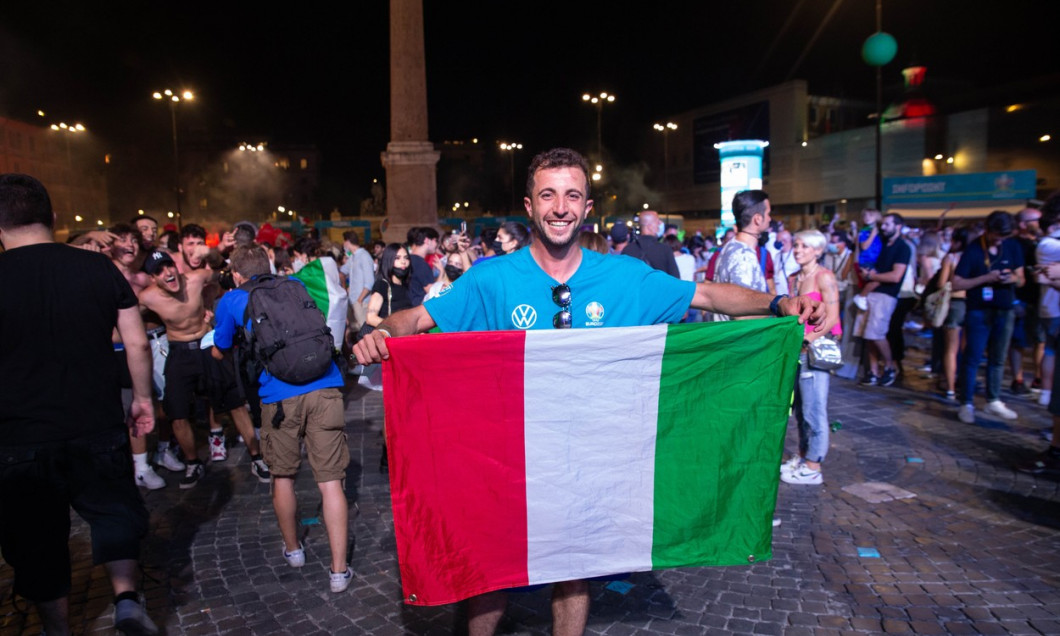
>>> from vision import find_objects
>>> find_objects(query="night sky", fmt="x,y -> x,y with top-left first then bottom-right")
1,1 -> 1057,209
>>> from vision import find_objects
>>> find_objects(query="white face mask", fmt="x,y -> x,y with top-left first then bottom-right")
292,257 -> 306,273
656,223 -> 665,238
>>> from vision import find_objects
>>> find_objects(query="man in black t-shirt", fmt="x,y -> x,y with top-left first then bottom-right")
407,226 -> 439,306
0,174 -> 158,634
1008,207 -> 1044,394
621,210 -> 681,278
854,213 -> 912,387
954,211 -> 1025,423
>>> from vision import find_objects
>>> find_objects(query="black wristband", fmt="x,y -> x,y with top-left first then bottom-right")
769,294 -> 788,317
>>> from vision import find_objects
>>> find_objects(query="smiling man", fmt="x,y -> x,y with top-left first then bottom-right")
354,147 -> 823,636
138,251 -> 269,488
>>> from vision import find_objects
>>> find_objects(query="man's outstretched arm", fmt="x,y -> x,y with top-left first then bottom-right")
690,281 -> 825,330
352,305 -> 437,364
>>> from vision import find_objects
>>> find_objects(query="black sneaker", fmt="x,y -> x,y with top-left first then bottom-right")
859,373 -> 879,386
114,597 -> 158,635
179,462 -> 205,489
1016,449 -> 1060,474
880,368 -> 897,387
1011,380 -> 1031,395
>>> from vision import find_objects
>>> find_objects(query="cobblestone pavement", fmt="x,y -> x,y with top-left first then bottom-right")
3,340 -> 1060,635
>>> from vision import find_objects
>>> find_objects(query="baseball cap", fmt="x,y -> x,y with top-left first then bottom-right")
143,250 -> 175,275
610,224 -> 629,243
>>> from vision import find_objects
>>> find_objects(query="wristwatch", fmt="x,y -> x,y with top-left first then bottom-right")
770,294 -> 788,317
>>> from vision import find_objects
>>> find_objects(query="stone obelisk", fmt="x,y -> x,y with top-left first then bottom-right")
381,0 -> 440,243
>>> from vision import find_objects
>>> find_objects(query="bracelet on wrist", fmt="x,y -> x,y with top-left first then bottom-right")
377,328 -> 392,339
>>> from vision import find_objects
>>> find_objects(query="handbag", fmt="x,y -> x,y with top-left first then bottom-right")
807,335 -> 843,371
923,281 -> 952,329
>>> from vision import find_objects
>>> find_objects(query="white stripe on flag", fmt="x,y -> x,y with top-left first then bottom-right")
523,325 -> 668,584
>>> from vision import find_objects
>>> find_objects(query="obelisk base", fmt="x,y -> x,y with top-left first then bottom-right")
381,141 -> 441,243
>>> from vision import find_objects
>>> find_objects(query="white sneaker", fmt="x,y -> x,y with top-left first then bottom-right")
780,463 -> 823,485
209,435 -> 228,462
135,466 -> 166,490
958,404 -> 976,424
780,455 -> 802,475
330,568 -> 352,593
283,543 -> 305,568
156,447 -> 185,472
1039,390 -> 1052,407
984,400 -> 1018,420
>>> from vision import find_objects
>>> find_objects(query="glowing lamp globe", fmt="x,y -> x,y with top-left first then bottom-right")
862,31 -> 897,66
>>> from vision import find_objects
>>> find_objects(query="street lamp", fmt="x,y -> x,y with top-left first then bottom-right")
581,91 -> 615,160
152,88 -> 195,228
862,0 -> 896,209
499,142 -> 523,212
652,122 -> 678,210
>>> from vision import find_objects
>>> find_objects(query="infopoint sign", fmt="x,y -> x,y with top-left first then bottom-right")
714,140 -> 769,230
883,170 -> 1036,206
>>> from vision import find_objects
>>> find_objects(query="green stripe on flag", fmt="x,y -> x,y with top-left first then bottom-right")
652,317 -> 802,567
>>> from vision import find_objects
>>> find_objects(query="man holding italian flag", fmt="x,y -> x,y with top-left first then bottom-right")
354,147 -> 824,636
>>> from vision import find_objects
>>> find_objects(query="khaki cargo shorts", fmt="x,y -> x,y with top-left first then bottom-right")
261,388 -> 349,483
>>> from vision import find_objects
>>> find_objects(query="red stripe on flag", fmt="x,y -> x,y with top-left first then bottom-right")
384,331 -> 529,605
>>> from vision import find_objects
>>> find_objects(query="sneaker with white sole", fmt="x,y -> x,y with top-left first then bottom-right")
958,404 -> 976,424
135,466 -> 166,490
984,400 -> 1018,420
330,567 -> 353,593
780,463 -> 823,485
250,458 -> 271,483
283,543 -> 305,568
780,455 -> 802,475
114,597 -> 158,635
1039,390 -> 1052,407
155,447 -> 185,472
179,462 -> 205,489
209,435 -> 228,462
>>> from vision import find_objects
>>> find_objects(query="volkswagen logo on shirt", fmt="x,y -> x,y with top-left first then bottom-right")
511,304 -> 537,329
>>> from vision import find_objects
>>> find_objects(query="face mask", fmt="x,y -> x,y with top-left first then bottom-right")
773,240 -> 784,250
827,243 -> 839,254
292,258 -> 306,273
444,264 -> 463,281
492,240 -> 505,255
656,224 -> 665,238
757,233 -> 769,248
391,266 -> 409,279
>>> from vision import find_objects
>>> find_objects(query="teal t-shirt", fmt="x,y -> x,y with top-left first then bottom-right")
424,247 -> 696,332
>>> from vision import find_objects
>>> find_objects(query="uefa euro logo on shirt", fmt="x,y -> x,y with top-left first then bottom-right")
585,301 -> 605,327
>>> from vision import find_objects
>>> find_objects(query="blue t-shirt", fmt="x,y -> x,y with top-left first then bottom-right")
424,247 -> 696,332
955,236 -> 1025,311
213,281 -> 343,404
858,226 -> 882,267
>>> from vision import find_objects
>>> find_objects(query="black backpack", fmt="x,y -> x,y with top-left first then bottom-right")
239,275 -> 335,385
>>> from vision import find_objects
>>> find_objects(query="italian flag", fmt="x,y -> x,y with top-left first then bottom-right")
292,257 -> 347,350
383,318 -> 802,606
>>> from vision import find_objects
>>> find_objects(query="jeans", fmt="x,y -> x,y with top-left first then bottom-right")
960,308 -> 1015,404
793,352 -> 830,463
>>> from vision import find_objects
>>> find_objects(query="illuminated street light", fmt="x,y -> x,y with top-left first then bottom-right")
499,142 -> 524,212
1041,134 -> 1052,143
652,122 -> 678,210
581,91 -> 616,160
153,88 -> 195,229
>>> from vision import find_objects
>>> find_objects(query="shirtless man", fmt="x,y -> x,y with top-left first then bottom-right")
138,250 -> 270,488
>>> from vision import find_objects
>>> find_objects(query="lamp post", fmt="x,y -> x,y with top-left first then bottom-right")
581,91 -> 615,161
499,142 -> 523,212
861,0 -> 896,209
152,89 -> 194,228
652,122 -> 678,210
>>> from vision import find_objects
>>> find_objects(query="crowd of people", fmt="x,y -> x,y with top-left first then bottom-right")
4,149 -> 1060,635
